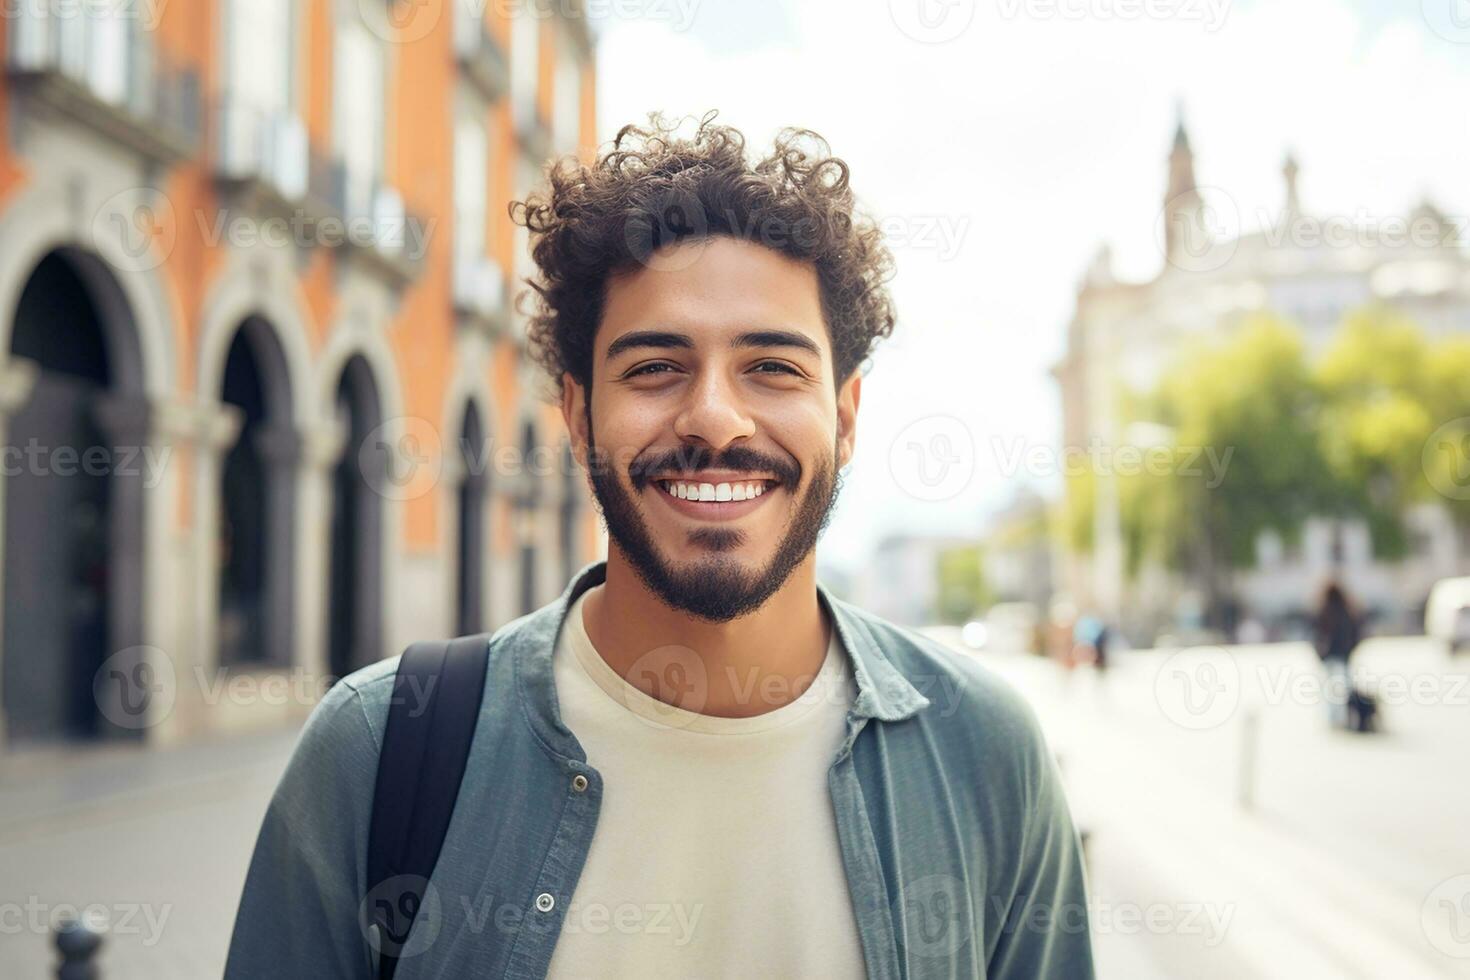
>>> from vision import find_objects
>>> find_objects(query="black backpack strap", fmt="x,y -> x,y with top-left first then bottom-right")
366,635 -> 489,980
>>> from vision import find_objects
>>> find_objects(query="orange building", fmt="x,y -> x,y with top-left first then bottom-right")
0,0 -> 602,750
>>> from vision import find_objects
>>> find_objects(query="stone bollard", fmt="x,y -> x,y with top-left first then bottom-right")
54,915 -> 105,980
1237,707 -> 1260,812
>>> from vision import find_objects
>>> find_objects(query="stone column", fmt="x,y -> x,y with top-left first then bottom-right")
255,425 -> 303,668
295,420 -> 345,693
92,393 -> 157,742
459,460 -> 490,636
150,397 -> 239,743
0,357 -> 38,752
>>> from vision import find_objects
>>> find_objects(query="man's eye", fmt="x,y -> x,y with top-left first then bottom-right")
752,361 -> 800,376
626,362 -> 676,378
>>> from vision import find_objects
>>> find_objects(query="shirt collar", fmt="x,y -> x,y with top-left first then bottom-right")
514,561 -> 929,761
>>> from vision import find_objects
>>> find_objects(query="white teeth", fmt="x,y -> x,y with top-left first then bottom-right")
660,479 -> 771,501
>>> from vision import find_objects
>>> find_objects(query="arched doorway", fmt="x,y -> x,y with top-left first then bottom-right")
327,355 -> 384,679
217,316 -> 296,667
455,402 -> 487,635
517,419 -> 540,616
2,249 -> 145,743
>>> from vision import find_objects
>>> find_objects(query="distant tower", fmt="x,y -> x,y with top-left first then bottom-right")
1162,109 -> 1209,265
1281,151 -> 1300,221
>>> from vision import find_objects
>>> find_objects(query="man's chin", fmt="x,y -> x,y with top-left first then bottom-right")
613,538 -> 787,623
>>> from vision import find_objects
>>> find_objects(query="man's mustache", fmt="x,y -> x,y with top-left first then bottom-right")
626,445 -> 801,490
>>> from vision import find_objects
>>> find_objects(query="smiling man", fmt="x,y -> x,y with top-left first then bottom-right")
225,113 -> 1094,980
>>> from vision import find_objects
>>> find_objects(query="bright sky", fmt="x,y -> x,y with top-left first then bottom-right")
591,0 -> 1470,573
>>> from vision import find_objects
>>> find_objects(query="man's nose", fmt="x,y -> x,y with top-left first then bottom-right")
672,371 -> 756,449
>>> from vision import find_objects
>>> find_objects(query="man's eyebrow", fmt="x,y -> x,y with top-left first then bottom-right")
731,330 -> 822,357
604,330 -> 694,360
604,328 -> 822,360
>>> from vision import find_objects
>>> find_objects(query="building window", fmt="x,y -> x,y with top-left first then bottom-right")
88,5 -> 131,105
335,17 -> 385,216
228,0 -> 292,115
510,11 -> 539,130
552,31 -> 580,153
454,115 -> 488,264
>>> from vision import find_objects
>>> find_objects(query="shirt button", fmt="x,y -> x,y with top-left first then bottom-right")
535,892 -> 556,913
571,774 -> 589,793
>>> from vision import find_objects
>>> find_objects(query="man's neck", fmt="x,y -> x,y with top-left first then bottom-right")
580,550 -> 831,719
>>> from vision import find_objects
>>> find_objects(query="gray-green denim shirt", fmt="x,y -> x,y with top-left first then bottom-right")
225,561 -> 1095,979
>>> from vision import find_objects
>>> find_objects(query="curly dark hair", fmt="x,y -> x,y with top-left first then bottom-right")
509,111 -> 897,398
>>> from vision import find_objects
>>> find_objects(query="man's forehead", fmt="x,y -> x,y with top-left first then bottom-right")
600,238 -> 827,352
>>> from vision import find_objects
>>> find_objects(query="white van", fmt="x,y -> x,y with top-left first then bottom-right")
1425,577 -> 1470,655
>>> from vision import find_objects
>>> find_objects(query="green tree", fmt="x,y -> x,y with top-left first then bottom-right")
1127,314 -> 1336,620
1421,335 -> 1470,526
1316,307 -> 1436,559
934,545 -> 990,625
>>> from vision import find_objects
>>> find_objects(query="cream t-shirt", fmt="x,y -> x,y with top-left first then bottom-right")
544,588 -> 867,979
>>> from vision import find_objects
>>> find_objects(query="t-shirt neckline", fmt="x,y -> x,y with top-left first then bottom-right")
562,590 -> 849,735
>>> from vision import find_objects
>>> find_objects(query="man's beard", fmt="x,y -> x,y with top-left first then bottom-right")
585,433 -> 842,623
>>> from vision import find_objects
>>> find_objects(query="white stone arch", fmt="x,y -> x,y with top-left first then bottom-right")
506,387 -> 571,612
439,333 -> 501,633
0,179 -> 181,745
440,332 -> 498,470
188,255 -> 320,679
314,313 -> 407,427
0,180 -> 177,398
308,310 -> 408,669
196,254 -> 317,430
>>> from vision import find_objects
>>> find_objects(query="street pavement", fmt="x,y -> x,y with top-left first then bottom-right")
949,634 -> 1470,980
0,729 -> 296,979
2,638 -> 1468,978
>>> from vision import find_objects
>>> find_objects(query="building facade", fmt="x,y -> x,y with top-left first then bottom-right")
0,1 -> 603,750
1053,117 -> 1470,641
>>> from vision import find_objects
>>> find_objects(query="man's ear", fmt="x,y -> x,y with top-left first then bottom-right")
836,371 -> 861,469
561,372 -> 590,468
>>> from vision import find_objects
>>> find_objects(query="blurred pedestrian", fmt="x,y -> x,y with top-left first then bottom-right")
1313,581 -> 1368,731
1073,613 -> 1109,673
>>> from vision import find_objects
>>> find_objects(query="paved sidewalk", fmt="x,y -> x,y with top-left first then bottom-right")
0,729 -> 298,979
963,637 -> 1470,979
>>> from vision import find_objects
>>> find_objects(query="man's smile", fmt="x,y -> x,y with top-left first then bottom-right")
647,470 -> 784,521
